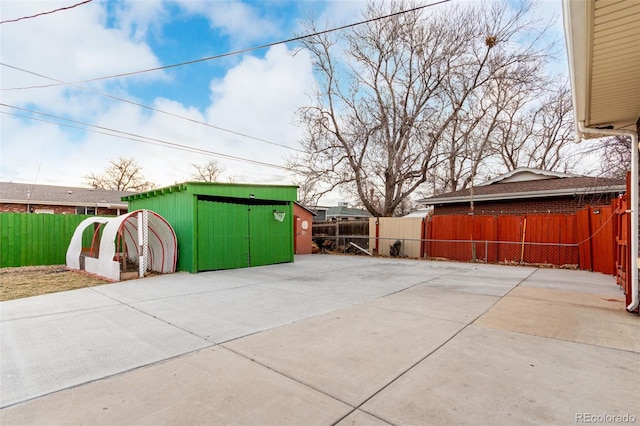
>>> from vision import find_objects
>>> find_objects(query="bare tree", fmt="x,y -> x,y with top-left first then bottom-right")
191,160 -> 224,182
289,0 -> 555,216
85,157 -> 155,191
424,78 -> 577,198
521,82 -> 577,171
583,135 -> 631,179
294,176 -> 322,206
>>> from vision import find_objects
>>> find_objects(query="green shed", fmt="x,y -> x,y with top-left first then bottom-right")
122,182 -> 297,273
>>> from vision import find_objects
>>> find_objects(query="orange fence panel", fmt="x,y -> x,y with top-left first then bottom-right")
426,209 -> 612,270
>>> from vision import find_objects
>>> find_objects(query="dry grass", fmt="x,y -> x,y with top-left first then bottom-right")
0,265 -> 112,301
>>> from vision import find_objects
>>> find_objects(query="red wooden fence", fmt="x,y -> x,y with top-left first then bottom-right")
425,206 -> 616,274
613,172 -> 632,307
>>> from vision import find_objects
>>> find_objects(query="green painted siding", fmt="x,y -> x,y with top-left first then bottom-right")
123,182 -> 297,272
0,213 -> 98,267
127,191 -> 196,272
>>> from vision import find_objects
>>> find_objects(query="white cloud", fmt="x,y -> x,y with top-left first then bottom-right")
113,0 -> 168,42
172,0 -> 280,47
1,43 -> 315,190
1,1 -> 317,196
0,0 -> 165,109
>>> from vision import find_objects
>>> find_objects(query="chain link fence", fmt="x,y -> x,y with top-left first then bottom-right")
312,234 -> 579,268
423,238 -> 579,268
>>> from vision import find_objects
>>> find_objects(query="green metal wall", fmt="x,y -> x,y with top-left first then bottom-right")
123,182 -> 296,272
0,213 -> 98,267
127,189 -> 196,272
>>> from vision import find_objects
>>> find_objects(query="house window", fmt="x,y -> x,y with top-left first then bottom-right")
34,209 -> 54,214
76,206 -> 97,215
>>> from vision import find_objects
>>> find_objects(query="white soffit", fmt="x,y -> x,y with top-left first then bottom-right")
564,0 -> 640,137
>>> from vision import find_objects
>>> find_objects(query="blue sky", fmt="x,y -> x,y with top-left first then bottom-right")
0,0 -> 567,203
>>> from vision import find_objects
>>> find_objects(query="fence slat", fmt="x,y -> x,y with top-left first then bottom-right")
0,213 -> 98,267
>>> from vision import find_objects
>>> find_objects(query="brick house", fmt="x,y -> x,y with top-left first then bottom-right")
417,168 -> 626,216
0,182 -> 133,215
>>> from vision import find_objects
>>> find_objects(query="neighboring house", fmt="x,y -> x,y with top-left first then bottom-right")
309,203 -> 371,221
309,206 -> 328,222
326,203 -> 372,221
403,207 -> 433,218
0,182 -> 132,215
417,168 -> 625,216
293,202 -> 316,255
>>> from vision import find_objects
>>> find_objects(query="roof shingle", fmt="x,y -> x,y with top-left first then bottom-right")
0,182 -> 135,206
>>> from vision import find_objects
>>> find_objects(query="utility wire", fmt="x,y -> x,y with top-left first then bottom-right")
1,63 -> 304,153
2,0 -> 452,91
1,0 -> 93,25
0,106 -> 289,170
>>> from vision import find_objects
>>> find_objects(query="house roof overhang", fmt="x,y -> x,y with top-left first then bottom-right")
420,185 -> 625,206
562,0 -> 640,140
0,199 -> 128,209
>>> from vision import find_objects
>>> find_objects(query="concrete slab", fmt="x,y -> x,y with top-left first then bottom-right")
2,255 -> 636,424
1,305 -> 210,407
258,258 -> 487,308
475,289 -> 640,352
520,267 -> 621,295
131,284 -> 352,342
255,259 -> 464,305
0,288 -> 119,321
0,346 -> 352,426
365,285 -> 499,324
361,326 -> 640,425
508,285 -> 625,309
92,270 -> 265,304
420,265 -> 535,296
336,410 -> 392,426
225,304 -> 465,407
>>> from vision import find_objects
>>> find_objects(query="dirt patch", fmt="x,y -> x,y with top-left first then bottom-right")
0,265 -> 112,302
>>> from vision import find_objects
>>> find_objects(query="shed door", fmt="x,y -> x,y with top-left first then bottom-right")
248,204 -> 292,267
197,200 -> 249,271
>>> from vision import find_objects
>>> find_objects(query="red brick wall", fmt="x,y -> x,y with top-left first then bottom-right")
433,194 -> 619,216
0,203 -> 126,216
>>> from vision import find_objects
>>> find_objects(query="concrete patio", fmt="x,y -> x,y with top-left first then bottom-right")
1,255 -> 638,425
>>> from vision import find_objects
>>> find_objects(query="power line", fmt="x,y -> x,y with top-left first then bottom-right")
1,0 -> 93,25
0,63 -> 304,153
0,105 -> 289,171
2,0 -> 452,91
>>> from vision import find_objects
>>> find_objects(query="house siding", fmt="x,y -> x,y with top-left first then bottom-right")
0,203 -> 125,215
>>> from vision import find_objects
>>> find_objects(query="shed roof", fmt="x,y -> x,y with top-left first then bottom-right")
294,202 -> 317,216
0,182 -> 132,208
122,181 -> 298,202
